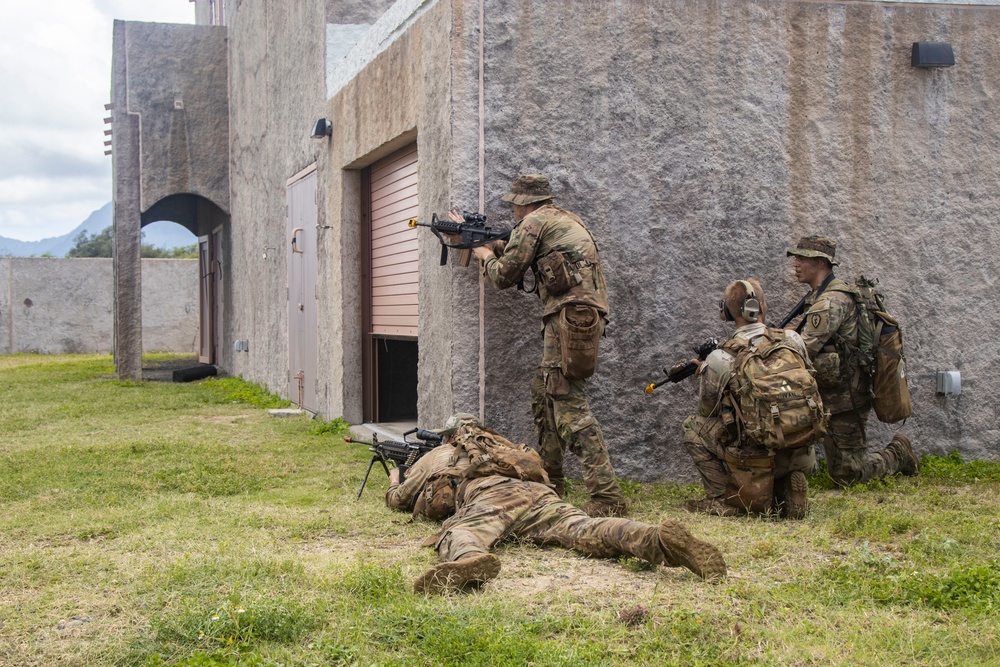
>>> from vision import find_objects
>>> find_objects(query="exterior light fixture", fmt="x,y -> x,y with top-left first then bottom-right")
911,42 -> 955,68
311,118 -> 333,138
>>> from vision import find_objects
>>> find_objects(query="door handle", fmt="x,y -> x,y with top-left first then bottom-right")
291,227 -> 304,254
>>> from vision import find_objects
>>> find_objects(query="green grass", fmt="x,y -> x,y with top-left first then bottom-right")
1,354 -> 999,666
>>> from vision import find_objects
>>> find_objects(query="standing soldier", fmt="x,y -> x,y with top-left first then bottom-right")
463,173 -> 627,517
785,235 -> 919,486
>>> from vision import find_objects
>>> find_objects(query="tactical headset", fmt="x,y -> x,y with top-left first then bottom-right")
719,280 -> 761,323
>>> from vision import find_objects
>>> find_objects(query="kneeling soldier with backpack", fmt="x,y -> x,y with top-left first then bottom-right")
785,236 -> 919,486
682,279 -> 826,519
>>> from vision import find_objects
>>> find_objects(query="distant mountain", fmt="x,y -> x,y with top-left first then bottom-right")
0,202 -> 197,257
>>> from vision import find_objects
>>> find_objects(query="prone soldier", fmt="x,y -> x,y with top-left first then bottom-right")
384,414 -> 727,594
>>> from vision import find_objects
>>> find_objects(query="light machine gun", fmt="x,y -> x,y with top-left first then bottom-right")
346,428 -> 444,500
644,337 -> 719,394
408,212 -> 511,266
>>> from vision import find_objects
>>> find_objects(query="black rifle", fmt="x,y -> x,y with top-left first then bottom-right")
777,273 -> 836,329
346,428 -> 444,500
777,295 -> 808,329
644,337 -> 719,394
408,212 -> 511,266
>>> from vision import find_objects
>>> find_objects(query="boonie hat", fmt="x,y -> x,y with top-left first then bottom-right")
786,235 -> 840,266
500,174 -> 556,206
433,412 -> 480,436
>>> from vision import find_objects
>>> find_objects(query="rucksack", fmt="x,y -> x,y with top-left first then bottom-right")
411,427 -> 550,521
721,329 -> 828,451
454,426 -> 551,484
829,276 -> 912,424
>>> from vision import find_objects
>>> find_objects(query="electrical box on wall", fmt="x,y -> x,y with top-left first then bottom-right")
234,340 -> 249,352
936,370 -> 961,396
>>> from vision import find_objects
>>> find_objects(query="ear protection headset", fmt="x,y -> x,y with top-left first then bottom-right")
719,280 -> 761,323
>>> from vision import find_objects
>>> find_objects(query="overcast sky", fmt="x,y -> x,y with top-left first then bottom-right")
0,1 -> 194,242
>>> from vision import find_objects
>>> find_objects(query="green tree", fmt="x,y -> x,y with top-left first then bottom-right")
67,227 -> 198,259
67,227 -> 113,257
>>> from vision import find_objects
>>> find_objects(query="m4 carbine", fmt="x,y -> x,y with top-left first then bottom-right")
346,428 -> 443,499
644,337 -> 719,394
408,212 -> 511,266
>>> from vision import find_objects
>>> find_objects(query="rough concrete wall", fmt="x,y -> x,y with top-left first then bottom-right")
325,0 -> 398,97
122,22 -> 230,214
0,258 -> 197,355
111,20 -> 144,380
227,0 -> 329,401
323,0 -> 459,425
471,0 -> 1000,480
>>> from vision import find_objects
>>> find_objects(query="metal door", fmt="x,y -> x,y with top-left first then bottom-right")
361,145 -> 419,421
287,166 -> 318,411
197,235 -> 215,364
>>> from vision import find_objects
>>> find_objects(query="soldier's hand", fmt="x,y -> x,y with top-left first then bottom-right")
692,358 -> 705,377
388,467 -> 401,486
473,245 -> 494,262
448,209 -> 464,224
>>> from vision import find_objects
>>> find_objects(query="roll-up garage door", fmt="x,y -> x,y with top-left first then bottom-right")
369,146 -> 418,337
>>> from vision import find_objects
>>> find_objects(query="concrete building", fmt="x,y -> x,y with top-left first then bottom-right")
110,0 -> 1000,480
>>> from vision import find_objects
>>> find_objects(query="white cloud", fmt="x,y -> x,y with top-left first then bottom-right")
0,0 -> 194,241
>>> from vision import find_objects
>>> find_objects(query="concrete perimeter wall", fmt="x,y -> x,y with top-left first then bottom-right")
0,258 -> 198,355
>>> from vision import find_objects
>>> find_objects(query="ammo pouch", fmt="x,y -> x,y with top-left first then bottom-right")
813,351 -> 842,388
536,251 -> 583,297
724,449 -> 775,514
559,305 -> 602,381
412,471 -> 462,521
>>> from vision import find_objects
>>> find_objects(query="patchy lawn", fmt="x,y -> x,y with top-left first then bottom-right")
0,354 -> 997,666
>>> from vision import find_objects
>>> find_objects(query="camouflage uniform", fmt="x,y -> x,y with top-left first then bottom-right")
428,475 -> 723,577
390,421 -> 725,593
481,175 -> 624,506
797,279 -> 899,485
788,236 -> 916,486
681,322 -> 817,512
385,444 -> 469,513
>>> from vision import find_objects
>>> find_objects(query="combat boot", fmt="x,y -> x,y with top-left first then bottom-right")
581,500 -> 628,517
685,497 -> 741,517
774,471 -> 808,520
657,520 -> 727,580
885,434 -> 920,476
412,553 -> 501,595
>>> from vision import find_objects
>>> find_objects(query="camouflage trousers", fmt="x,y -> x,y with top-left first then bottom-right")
434,478 -> 663,565
824,409 -> 895,486
681,414 -> 816,501
529,314 -> 624,504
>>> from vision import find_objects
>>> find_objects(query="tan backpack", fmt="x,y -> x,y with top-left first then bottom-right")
454,426 -> 551,484
411,427 -> 550,521
852,277 -> 913,423
722,329 -> 828,451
